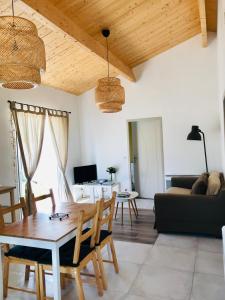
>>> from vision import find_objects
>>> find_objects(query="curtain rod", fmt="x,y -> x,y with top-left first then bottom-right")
8,100 -> 72,114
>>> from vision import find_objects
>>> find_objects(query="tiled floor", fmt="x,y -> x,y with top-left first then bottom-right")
5,234 -> 225,300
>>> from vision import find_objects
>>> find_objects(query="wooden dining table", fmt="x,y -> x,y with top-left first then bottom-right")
0,202 -> 95,300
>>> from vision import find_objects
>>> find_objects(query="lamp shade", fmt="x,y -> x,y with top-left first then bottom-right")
187,126 -> 202,141
95,77 -> 125,105
0,16 -> 46,89
98,101 -> 122,113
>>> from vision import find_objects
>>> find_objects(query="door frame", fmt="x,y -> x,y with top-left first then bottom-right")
126,116 -> 165,195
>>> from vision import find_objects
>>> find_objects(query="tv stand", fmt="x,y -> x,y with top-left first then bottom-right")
73,181 -> 120,203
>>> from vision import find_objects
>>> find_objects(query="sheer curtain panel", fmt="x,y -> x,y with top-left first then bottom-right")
47,110 -> 73,202
10,102 -> 46,214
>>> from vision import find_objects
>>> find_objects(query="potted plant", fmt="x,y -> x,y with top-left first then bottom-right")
106,167 -> 117,181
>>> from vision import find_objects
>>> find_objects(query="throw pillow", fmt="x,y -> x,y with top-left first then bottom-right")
207,171 -> 221,195
191,173 -> 208,195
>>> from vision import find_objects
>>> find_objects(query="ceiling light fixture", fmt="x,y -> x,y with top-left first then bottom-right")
0,0 -> 46,89
95,29 -> 125,113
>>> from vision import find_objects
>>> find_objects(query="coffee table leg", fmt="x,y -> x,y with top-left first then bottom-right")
130,199 -> 137,218
121,202 -> 124,225
128,200 -> 132,226
115,202 -> 119,220
133,198 -> 138,216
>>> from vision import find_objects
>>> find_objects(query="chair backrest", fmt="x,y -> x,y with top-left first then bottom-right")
95,191 -> 116,245
73,201 -> 100,265
0,197 -> 28,228
32,189 -> 56,214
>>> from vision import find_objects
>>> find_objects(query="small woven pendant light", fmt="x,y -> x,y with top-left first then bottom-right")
95,29 -> 125,113
0,0 -> 46,89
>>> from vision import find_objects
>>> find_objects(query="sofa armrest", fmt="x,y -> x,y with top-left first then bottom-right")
171,176 -> 199,189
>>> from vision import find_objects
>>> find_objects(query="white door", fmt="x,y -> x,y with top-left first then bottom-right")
136,118 -> 164,198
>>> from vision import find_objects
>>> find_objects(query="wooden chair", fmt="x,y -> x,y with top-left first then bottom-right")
38,202 -> 103,300
32,188 -> 56,215
1,198 -> 46,299
24,189 -> 56,282
94,192 -> 119,290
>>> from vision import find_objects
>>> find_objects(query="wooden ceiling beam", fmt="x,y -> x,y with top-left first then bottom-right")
198,0 -> 208,47
21,0 -> 136,82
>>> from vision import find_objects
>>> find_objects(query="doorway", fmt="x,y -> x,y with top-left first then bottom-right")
128,117 -> 164,199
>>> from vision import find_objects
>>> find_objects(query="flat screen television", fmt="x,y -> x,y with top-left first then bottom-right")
74,164 -> 97,184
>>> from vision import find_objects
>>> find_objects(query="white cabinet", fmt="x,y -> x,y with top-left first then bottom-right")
72,182 -> 120,203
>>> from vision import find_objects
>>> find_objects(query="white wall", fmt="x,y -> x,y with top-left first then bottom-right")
0,86 -> 80,196
217,0 -> 225,171
78,34 -> 222,190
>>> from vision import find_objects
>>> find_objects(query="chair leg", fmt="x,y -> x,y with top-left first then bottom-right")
92,254 -> 103,297
3,257 -> 9,298
109,237 -> 119,273
24,265 -> 30,282
60,274 -> 66,289
74,268 -> 85,300
39,265 -> 46,300
34,263 -> 41,300
96,247 -> 108,290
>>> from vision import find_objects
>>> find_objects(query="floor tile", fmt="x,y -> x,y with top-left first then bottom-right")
195,250 -> 224,276
191,272 -> 225,300
104,241 -> 152,265
197,237 -> 223,253
146,244 -> 196,272
130,264 -> 192,300
123,294 -> 170,300
155,234 -> 198,250
104,260 -> 141,294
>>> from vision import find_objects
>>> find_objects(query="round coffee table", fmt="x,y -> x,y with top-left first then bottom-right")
115,191 -> 139,226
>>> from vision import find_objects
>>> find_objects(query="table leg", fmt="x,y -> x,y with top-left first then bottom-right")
133,198 -> 138,216
130,199 -> 137,218
128,200 -> 133,226
52,246 -> 61,300
10,190 -> 16,222
115,202 -> 119,219
121,202 -> 124,225
0,245 -> 3,300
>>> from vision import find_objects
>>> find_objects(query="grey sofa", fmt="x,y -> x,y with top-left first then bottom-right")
154,174 -> 225,237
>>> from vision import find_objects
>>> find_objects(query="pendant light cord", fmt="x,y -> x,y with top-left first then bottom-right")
12,0 -> 15,27
106,37 -> 109,80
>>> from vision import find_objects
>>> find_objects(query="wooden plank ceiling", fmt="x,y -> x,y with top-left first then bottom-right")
0,0 -> 217,95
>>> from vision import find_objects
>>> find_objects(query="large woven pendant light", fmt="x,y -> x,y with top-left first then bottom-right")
95,29 -> 125,113
0,0 -> 46,89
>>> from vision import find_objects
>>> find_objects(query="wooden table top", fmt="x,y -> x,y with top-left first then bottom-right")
0,202 -> 95,242
0,186 -> 16,194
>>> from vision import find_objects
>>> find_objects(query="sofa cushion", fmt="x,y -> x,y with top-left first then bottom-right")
166,187 -> 192,195
207,171 -> 221,195
191,173 -> 208,195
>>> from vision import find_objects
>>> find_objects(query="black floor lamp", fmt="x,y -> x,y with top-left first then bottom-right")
187,125 -> 208,173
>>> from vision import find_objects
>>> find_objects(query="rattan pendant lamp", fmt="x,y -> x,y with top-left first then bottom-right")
95,29 -> 125,113
0,0 -> 46,89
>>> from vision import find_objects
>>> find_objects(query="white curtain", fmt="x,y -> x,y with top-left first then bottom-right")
47,111 -> 73,202
11,102 -> 46,214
